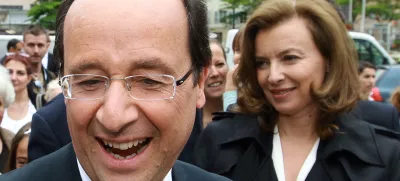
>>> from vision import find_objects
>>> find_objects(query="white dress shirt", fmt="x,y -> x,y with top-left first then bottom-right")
77,158 -> 173,181
272,126 -> 320,181
41,52 -> 49,70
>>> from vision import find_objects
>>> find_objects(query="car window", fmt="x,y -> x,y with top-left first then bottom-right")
377,68 -> 400,89
353,39 -> 385,65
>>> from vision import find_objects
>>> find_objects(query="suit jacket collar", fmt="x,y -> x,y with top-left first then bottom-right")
60,144 -> 83,181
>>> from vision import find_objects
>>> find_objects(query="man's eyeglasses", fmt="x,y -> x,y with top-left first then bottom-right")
59,69 -> 192,101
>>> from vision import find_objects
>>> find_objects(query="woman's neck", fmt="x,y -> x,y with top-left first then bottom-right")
277,105 -> 319,140
14,89 -> 29,103
203,98 -> 223,115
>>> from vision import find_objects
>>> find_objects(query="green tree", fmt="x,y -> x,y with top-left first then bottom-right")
220,0 -> 263,28
336,0 -> 400,22
27,0 -> 61,30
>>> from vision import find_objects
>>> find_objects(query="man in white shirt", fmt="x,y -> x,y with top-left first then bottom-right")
0,0 -> 231,181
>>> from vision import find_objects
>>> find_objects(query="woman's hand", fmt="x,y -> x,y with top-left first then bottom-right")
225,64 -> 239,92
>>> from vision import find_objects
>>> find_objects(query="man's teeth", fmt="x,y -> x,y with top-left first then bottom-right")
102,139 -> 146,150
209,82 -> 222,87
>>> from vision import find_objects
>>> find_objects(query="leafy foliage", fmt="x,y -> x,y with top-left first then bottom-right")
27,0 -> 61,30
336,0 -> 400,21
220,0 -> 263,28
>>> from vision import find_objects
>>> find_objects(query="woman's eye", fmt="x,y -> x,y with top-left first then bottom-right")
255,60 -> 269,69
283,55 -> 299,61
216,63 -> 225,67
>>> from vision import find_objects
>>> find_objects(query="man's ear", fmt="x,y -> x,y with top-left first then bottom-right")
196,67 -> 208,109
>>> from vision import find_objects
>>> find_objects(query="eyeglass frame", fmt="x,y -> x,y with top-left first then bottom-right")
59,69 -> 193,101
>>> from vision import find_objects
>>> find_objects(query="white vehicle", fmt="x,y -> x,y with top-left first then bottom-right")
0,35 -> 56,58
349,31 -> 396,66
224,29 -> 396,69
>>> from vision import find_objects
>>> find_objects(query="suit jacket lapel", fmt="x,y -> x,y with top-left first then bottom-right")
57,143 -> 82,181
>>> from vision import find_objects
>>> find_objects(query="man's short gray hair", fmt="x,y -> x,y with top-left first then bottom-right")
0,65 -> 15,108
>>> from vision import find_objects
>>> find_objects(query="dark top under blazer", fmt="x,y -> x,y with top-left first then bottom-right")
194,112 -> 400,181
28,93 -> 71,162
0,143 -> 231,181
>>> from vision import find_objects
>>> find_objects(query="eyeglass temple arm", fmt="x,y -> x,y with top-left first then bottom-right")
176,69 -> 193,86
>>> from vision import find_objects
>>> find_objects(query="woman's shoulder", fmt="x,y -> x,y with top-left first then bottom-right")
194,112 -> 263,176
324,114 -> 400,167
204,112 -> 260,143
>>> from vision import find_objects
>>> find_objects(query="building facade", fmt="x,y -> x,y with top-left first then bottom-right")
0,0 -> 35,34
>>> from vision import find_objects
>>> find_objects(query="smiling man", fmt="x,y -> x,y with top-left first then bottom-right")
0,0 -> 231,181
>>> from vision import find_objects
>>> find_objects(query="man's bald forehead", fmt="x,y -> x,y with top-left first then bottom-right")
64,0 -> 187,33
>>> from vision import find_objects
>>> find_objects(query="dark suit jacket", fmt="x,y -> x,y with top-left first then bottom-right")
27,66 -> 56,109
194,112 -> 400,181
46,53 -> 59,75
178,108 -> 203,164
1,143 -> 231,181
28,93 -> 70,162
352,100 -> 400,132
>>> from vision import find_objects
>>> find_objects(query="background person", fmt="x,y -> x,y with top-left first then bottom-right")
223,27 -> 244,111
23,25 -> 56,109
4,122 -> 31,173
0,39 -> 23,65
358,61 -> 377,101
390,87 -> 400,112
0,66 -> 15,173
194,0 -> 400,180
1,54 -> 36,134
202,40 -> 229,128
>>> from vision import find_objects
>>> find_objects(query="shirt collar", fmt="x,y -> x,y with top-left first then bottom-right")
77,158 -> 173,181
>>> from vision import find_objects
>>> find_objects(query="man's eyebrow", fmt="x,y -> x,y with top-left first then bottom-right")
68,58 -> 178,76
131,58 -> 176,76
68,61 -> 104,74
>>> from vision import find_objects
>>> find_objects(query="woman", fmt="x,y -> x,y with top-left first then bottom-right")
0,65 -> 15,174
1,54 -> 36,133
223,28 -> 244,111
4,122 -> 31,172
202,40 -> 229,128
358,61 -> 378,101
194,0 -> 400,180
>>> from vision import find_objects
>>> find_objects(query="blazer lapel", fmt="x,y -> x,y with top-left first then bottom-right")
232,129 -> 277,181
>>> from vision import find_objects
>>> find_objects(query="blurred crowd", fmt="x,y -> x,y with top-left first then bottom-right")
0,25 -> 61,173
0,0 -> 399,180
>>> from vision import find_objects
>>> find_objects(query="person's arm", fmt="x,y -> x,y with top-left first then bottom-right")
223,91 -> 237,112
223,65 -> 238,111
28,113 -> 61,162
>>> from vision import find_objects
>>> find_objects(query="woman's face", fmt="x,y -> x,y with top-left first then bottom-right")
359,67 -> 376,94
5,60 -> 31,93
204,43 -> 229,100
16,136 -> 29,169
0,97 -> 4,123
255,18 -> 326,116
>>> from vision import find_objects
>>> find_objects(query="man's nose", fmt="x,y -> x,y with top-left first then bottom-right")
34,45 -> 39,53
96,81 -> 139,133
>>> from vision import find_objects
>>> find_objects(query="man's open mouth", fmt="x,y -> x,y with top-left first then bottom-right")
97,138 -> 151,160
